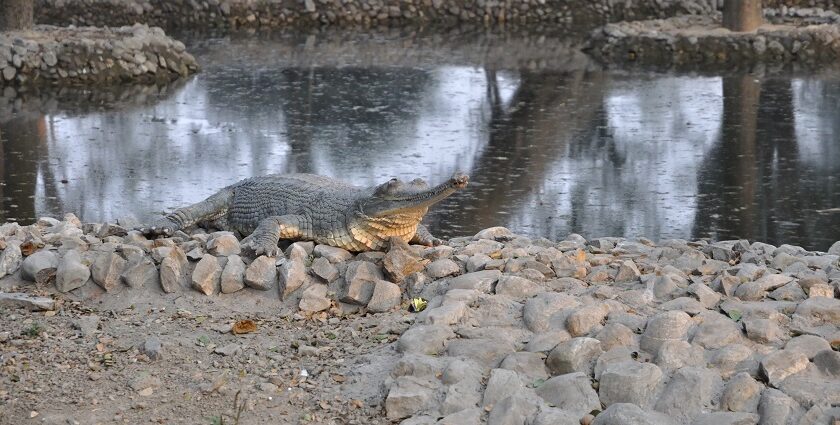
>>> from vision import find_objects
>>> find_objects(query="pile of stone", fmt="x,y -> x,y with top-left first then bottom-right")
0,24 -> 198,86
35,0 -> 722,29
1,216 -> 839,424
586,9 -> 840,68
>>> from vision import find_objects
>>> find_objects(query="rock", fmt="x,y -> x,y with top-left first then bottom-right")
793,297 -> 840,326
495,275 -> 540,298
487,392 -> 540,425
367,280 -> 401,312
759,350 -> 809,387
545,337 -> 602,376
244,255 -> 276,290
0,292 -> 55,311
465,253 -> 491,272
654,367 -> 723,422
599,361 -> 663,408
526,330 -> 572,353
446,338 -> 515,368
159,255 -> 186,293
720,372 -> 762,413
691,311 -> 743,349
383,237 -> 425,283
691,412 -> 760,425
426,258 -> 460,279
73,315 -> 99,337
385,376 -> 436,421
191,254 -> 221,295
311,256 -> 339,283
778,373 -> 840,409
55,250 -> 90,292
757,388 -> 803,425
499,352 -> 549,384
313,245 -> 353,263
299,284 -> 331,312
660,297 -> 705,315
20,250 -> 58,283
277,254 -> 305,296
206,234 -> 240,256
448,270 -> 502,293
813,349 -> 840,378
784,335 -> 831,360
0,242 -> 22,278
213,343 -> 241,356
743,318 -> 784,345
690,282 -> 721,308
595,323 -> 636,351
483,368 -> 521,408
524,292 -> 580,332
142,336 -> 163,361
654,340 -> 704,370
735,274 -> 793,301
121,258 -> 158,289
566,303 -> 610,337
340,261 -> 383,304
91,252 -> 127,292
220,255 -> 246,293
531,408 -> 579,425
475,227 -> 513,240
397,325 -> 455,355
615,260 -> 642,282
807,283 -> 834,298
592,403 -> 677,425
437,408 -> 482,425
768,281 -> 806,301
535,372 -> 601,417
640,311 -> 692,354
709,344 -> 758,379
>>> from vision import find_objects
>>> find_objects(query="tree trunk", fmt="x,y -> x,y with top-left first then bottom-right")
0,0 -> 35,32
723,0 -> 762,32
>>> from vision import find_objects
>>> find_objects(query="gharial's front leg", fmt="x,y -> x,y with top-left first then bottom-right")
139,189 -> 234,237
240,214 -> 306,257
411,224 -> 443,247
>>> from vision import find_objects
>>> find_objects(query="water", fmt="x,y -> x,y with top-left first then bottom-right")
1,28 -> 839,251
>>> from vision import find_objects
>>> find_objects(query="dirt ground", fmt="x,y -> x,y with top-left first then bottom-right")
0,275 -> 407,425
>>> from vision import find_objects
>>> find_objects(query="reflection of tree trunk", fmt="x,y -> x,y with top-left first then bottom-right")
0,0 -> 34,31
722,0 -> 762,32
0,115 -> 46,223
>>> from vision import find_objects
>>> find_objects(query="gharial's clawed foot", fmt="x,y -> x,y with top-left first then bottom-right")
241,235 -> 281,257
137,218 -> 180,238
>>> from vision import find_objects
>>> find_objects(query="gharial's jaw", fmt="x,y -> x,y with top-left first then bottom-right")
359,173 -> 469,218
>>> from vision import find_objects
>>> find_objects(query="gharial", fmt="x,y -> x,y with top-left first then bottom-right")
138,172 -> 469,256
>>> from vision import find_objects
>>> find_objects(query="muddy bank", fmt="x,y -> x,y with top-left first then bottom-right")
1,216 -> 839,423
0,24 -> 198,87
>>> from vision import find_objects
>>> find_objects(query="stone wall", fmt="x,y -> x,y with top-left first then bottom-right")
0,24 -> 199,86
35,0 -> 721,29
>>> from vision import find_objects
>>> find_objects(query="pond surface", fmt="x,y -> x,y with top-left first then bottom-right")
1,28 -> 839,251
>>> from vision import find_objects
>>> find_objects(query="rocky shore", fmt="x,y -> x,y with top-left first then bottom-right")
0,24 -> 198,86
1,216 -> 839,423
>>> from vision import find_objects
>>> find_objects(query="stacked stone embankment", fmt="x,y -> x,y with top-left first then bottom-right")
1,215 -> 839,423
587,8 -> 840,68
34,0 -> 722,29
0,24 -> 198,86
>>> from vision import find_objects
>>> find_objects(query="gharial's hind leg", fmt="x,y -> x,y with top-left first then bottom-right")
240,214 -> 305,257
411,224 -> 443,247
138,188 -> 233,237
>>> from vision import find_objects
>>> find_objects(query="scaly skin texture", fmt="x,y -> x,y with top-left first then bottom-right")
139,173 -> 468,256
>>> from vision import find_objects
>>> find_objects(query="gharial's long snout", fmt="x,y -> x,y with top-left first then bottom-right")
450,172 -> 469,189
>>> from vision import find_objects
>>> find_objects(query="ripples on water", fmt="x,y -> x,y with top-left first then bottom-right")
1,28 -> 839,250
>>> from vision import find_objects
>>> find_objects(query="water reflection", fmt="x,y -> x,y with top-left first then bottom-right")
1,30 -> 839,251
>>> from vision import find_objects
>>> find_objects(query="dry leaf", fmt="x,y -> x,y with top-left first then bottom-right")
231,320 -> 257,335
332,374 -> 346,383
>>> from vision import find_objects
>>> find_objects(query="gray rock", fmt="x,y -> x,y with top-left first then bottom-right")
735,274 -> 793,301
654,340 -> 704,370
475,226 -> 513,240
827,240 -> 840,256
91,251 -> 127,292
206,234 -> 240,256
440,375 -> 481,416
599,361 -> 663,408
709,344 -> 759,379
465,253 -> 491,272
640,310 -> 692,354
55,250 -> 90,292
793,296 -> 840,326
546,337 -> 602,376
531,408 -> 579,425
524,292 -> 580,332
691,311 -> 743,349
313,244 -> 352,263
566,303 -> 610,337
654,367 -> 723,422
0,243 -> 24,278
691,412 -> 759,425
385,376 -> 436,421
757,388 -> 803,425
615,260 -> 642,282
159,255 -> 185,293
340,261 -> 383,304
525,329 -> 572,353
0,292 -> 55,311
220,255 -> 246,294
244,255 -> 276,290
436,408 -> 481,425
690,282 -> 721,308
768,281 -> 806,301
426,258 -> 460,279
367,279 -> 401,313
592,403 -> 678,425
20,250 -> 58,283
720,372 -> 762,413
759,350 -> 809,387
500,351 -> 549,384
487,392 -> 540,425
191,254 -> 221,295
778,373 -> 840,409
424,301 -> 468,325
214,343 -> 241,356
448,270 -> 502,293
277,255 -> 306,297
383,237 -> 425,283
743,318 -> 784,345
495,275 -> 541,298
311,256 -> 339,283
813,349 -> 840,378
483,368 -> 521,408
299,284 -> 331,312
535,372 -> 601,417
142,336 -> 163,361
397,325 -> 455,355
807,283 -> 834,298
446,338 -> 515,368
660,297 -> 705,316
73,314 -> 100,337
594,347 -> 635,380
594,322 -> 636,351
784,335 -> 831,360
121,258 -> 158,289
